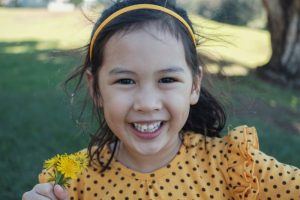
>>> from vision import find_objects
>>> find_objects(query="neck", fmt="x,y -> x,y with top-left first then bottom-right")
114,136 -> 182,173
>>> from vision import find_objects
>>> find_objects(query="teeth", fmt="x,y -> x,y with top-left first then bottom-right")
133,122 -> 162,133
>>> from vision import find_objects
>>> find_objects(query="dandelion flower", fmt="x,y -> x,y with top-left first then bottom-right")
43,154 -> 61,169
43,151 -> 89,187
71,151 -> 89,169
57,156 -> 81,179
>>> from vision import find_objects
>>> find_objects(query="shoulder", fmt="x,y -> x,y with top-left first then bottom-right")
183,124 -> 259,150
223,124 -> 259,149
213,125 -> 261,199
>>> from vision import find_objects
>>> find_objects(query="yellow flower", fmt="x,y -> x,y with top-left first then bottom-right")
71,151 -> 89,170
43,154 -> 61,169
57,156 -> 81,179
43,152 -> 89,187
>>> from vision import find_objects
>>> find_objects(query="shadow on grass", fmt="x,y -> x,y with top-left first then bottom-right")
202,54 -> 300,134
0,41 -> 89,200
201,53 -> 300,167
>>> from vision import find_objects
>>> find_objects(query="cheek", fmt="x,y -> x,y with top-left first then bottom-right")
102,90 -> 132,123
163,89 -> 191,121
102,98 -> 129,139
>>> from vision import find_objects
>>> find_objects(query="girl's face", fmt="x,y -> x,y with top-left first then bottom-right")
88,24 -> 201,157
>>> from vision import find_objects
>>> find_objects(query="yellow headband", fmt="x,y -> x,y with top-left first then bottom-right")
89,3 -> 196,61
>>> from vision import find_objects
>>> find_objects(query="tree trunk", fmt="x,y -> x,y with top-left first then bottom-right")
258,0 -> 300,88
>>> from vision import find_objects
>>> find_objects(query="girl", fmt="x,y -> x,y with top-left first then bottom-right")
23,0 -> 299,199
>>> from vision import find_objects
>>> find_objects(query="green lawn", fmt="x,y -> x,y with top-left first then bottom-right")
1,8 -> 299,200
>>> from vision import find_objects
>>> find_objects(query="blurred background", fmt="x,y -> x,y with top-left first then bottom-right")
1,0 -> 299,199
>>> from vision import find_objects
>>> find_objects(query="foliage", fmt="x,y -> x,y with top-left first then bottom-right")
70,0 -> 83,6
179,0 -> 266,27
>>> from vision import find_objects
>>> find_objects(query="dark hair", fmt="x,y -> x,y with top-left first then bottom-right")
63,0 -> 226,172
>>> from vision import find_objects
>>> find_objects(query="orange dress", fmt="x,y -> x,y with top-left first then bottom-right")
39,125 -> 300,199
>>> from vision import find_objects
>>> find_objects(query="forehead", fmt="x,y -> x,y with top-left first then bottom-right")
101,24 -> 188,71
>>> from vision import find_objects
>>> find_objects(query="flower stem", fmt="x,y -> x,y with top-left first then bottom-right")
55,171 -> 64,185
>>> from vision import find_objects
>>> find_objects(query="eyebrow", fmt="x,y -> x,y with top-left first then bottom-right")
108,66 -> 185,75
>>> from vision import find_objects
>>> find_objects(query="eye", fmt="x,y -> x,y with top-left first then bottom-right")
115,79 -> 135,85
159,77 -> 177,83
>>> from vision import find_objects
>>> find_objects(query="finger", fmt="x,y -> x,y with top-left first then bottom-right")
22,190 -> 52,200
34,183 -> 58,200
53,184 -> 69,200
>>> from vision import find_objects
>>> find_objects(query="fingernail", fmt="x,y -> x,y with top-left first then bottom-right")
55,184 -> 63,192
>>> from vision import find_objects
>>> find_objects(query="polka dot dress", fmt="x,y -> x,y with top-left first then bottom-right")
39,125 -> 300,199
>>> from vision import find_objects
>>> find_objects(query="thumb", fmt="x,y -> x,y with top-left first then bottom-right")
53,184 -> 68,200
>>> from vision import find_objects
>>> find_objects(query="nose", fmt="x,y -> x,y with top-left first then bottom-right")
133,86 -> 162,112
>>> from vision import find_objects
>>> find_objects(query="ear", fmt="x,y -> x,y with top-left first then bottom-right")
190,66 -> 203,105
86,69 -> 103,107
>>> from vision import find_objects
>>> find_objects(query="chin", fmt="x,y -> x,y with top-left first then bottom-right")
133,142 -> 165,156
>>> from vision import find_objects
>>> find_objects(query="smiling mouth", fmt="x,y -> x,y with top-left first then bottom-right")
130,121 -> 164,133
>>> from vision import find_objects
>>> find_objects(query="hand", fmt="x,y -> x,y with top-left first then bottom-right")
22,183 -> 68,200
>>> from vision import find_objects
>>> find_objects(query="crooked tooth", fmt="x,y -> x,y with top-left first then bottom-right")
142,124 -> 148,131
149,124 -> 154,130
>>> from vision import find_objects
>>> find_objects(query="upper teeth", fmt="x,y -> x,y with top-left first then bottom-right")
133,122 -> 162,133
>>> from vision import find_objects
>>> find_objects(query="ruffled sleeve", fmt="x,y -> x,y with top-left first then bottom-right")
221,125 -> 300,200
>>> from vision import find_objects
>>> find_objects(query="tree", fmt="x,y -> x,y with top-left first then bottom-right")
257,0 -> 300,88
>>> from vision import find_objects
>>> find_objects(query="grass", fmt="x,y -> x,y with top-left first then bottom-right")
0,8 -> 299,200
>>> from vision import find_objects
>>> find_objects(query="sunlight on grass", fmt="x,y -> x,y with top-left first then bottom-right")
3,45 -> 30,54
0,8 -> 272,72
221,65 -> 249,76
290,96 -> 299,111
190,15 -> 272,75
0,8 -> 92,49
